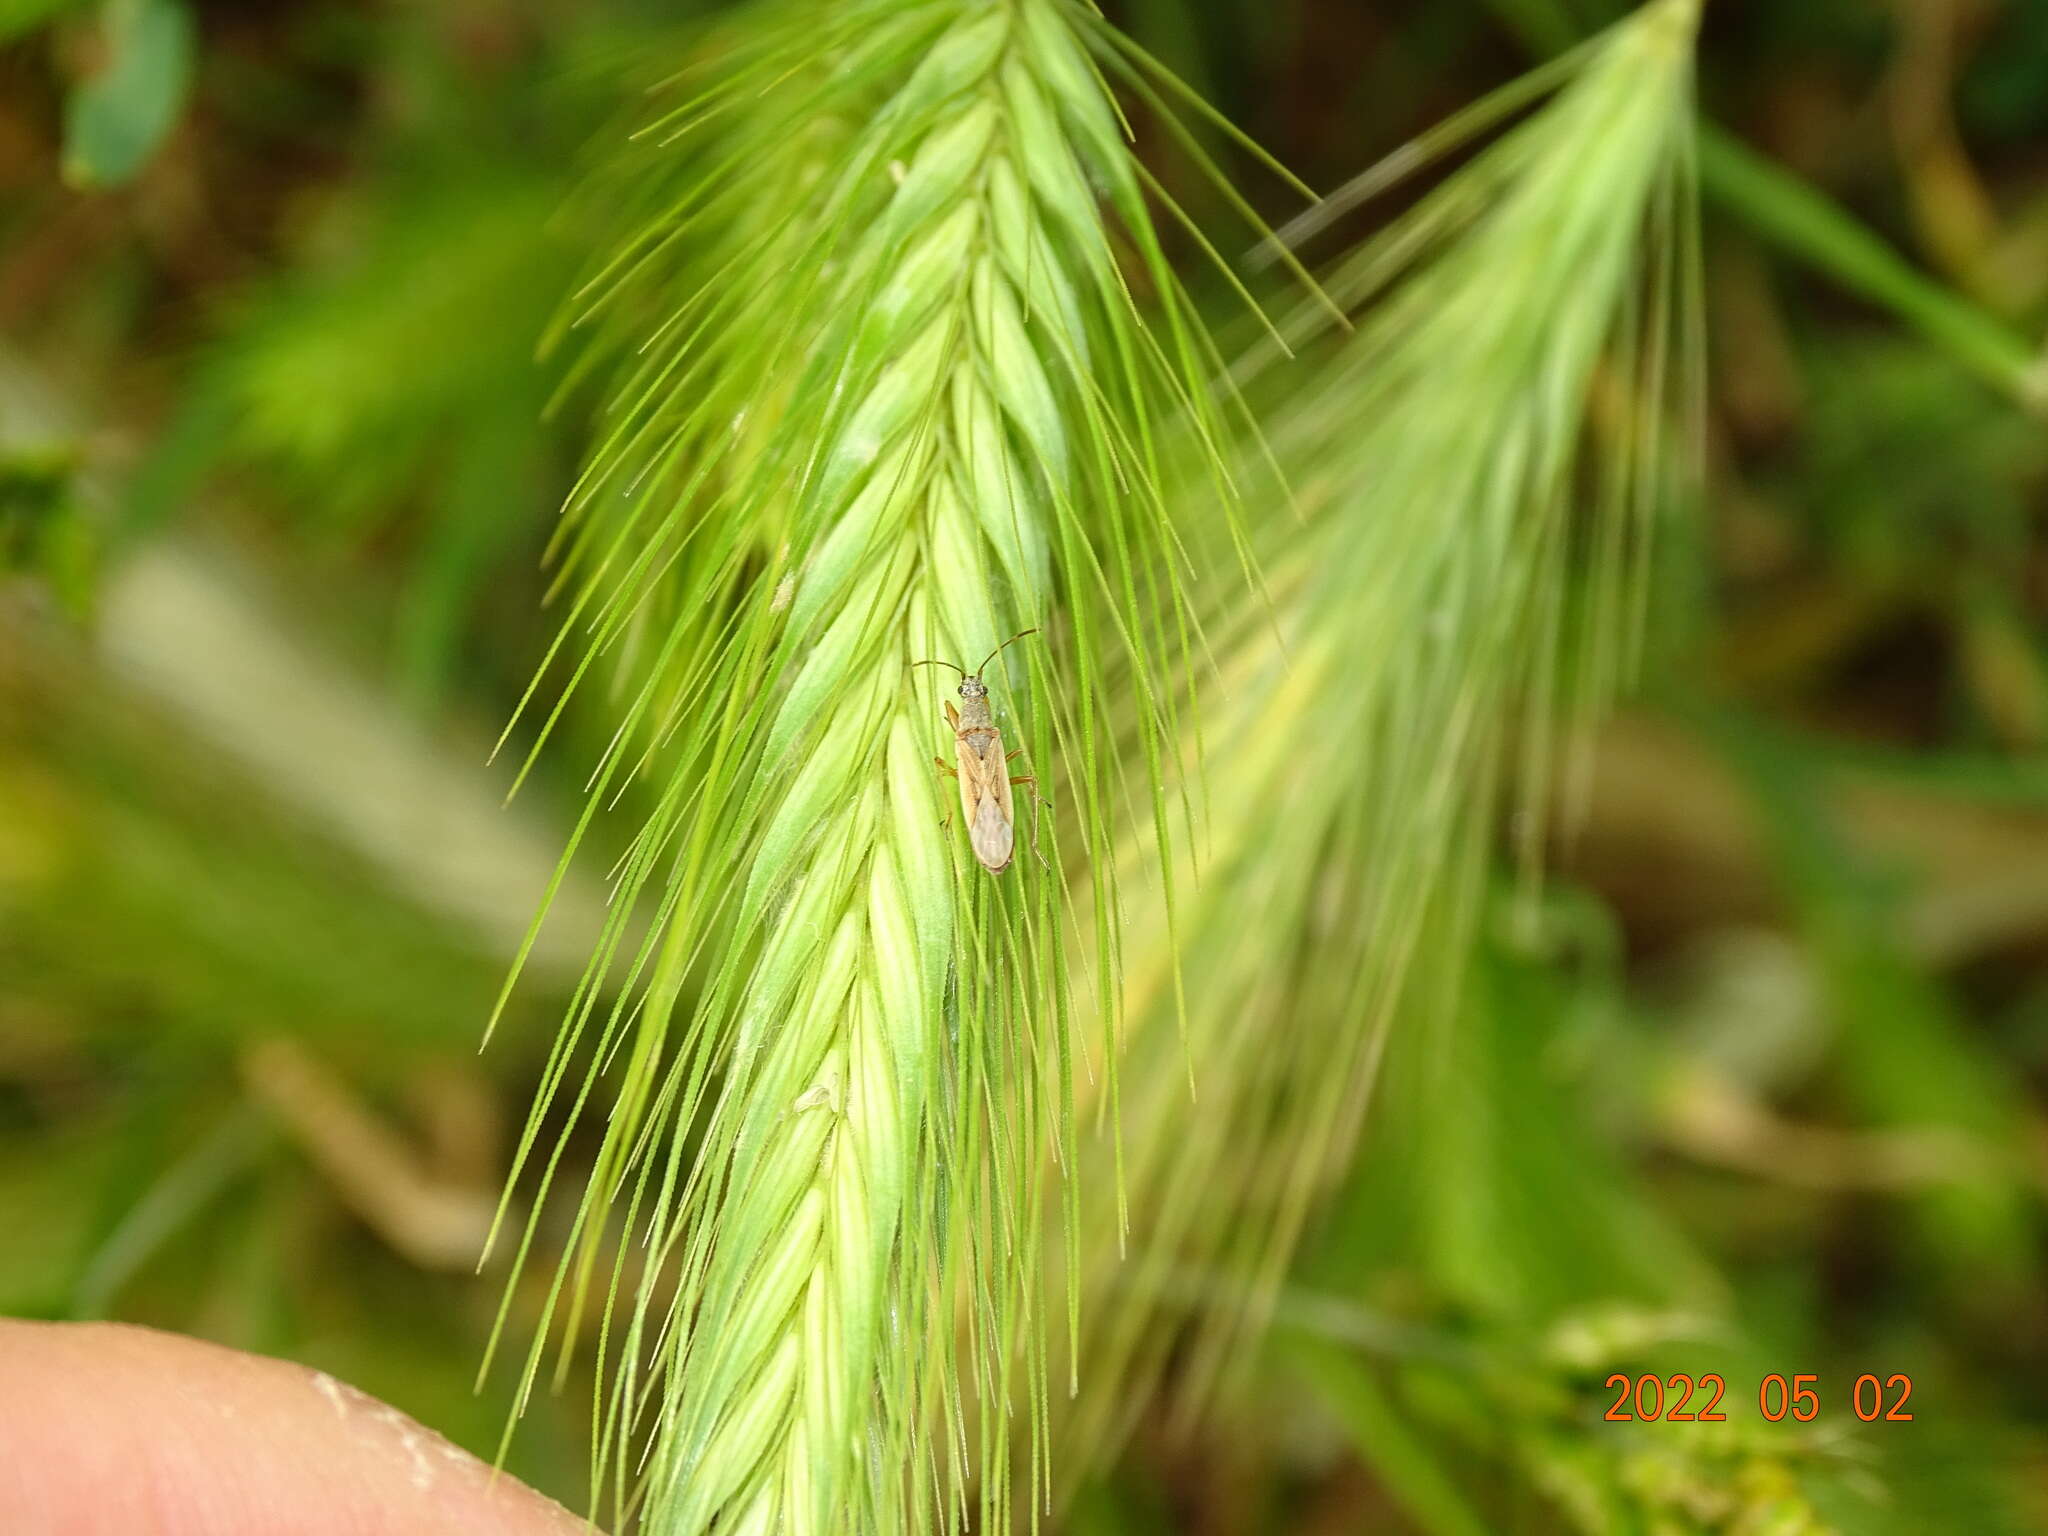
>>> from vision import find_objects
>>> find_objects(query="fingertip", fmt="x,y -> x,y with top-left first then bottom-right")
0,1320 -> 599,1536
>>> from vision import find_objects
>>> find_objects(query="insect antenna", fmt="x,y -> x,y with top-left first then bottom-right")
973,628 -> 1040,677
910,659 -> 967,677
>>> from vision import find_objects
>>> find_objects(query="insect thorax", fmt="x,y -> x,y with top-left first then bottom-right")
955,686 -> 994,730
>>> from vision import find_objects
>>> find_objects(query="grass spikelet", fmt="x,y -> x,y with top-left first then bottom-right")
479,1 -> 1266,1530
1068,0 -> 1704,1453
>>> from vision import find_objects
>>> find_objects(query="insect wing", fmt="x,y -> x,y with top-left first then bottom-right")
954,725 -> 1015,873
951,738 -> 982,825
969,791 -> 1015,872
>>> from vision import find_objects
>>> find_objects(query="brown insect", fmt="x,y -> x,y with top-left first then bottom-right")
914,630 -> 1040,874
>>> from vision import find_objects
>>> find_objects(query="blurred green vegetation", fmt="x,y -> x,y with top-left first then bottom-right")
3,0 -> 2047,1531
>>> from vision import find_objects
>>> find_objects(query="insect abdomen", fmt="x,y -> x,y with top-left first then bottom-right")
970,791 -> 1014,872
956,725 -> 1014,872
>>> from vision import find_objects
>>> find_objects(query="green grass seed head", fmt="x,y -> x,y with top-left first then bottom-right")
1067,0 -> 1705,1462
482,0 -> 1273,1529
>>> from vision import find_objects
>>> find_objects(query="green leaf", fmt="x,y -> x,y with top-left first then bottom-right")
0,443 -> 98,616
1488,0 -> 2047,415
1697,127 -> 2045,413
0,0 -> 85,41
61,0 -> 193,190
1285,1340 -> 1494,1536
1699,702 -> 2042,1303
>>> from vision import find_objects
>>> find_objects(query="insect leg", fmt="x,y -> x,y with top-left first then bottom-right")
929,755 -> 962,833
1011,780 -> 1053,869
932,757 -> 960,829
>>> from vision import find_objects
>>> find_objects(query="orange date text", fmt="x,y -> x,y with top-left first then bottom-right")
1599,1373 -> 1914,1424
